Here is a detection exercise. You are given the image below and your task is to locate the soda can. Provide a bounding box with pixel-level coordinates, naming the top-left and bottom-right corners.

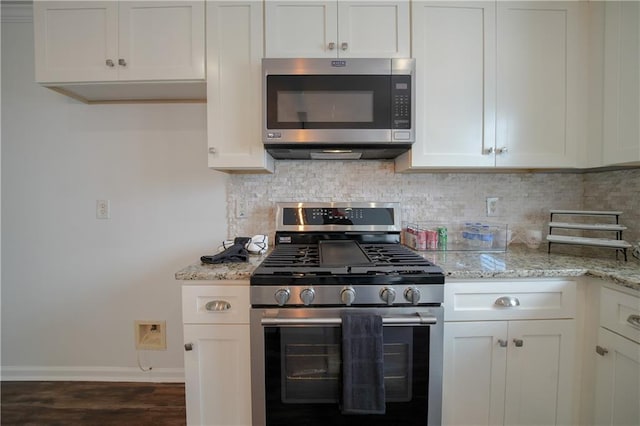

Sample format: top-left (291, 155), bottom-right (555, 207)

top-left (417, 228), bottom-right (427, 250)
top-left (426, 229), bottom-right (439, 249)
top-left (437, 227), bottom-right (448, 249)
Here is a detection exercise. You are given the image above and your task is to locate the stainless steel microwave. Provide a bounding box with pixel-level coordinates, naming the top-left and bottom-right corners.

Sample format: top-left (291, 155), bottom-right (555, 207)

top-left (262, 58), bottom-right (415, 160)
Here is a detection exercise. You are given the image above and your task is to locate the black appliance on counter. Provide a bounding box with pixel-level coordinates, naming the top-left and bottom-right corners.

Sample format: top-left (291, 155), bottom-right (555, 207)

top-left (249, 202), bottom-right (445, 426)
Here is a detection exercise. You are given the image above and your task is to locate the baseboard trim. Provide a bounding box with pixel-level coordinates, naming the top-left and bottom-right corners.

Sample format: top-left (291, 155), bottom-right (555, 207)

top-left (1, 366), bottom-right (185, 383)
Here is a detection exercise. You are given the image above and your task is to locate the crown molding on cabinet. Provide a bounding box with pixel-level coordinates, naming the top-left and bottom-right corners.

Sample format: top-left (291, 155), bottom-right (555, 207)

top-left (2, 1), bottom-right (33, 23)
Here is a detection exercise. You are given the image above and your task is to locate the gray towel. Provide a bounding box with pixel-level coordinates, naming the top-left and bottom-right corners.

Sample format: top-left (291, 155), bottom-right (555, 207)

top-left (341, 312), bottom-right (385, 415)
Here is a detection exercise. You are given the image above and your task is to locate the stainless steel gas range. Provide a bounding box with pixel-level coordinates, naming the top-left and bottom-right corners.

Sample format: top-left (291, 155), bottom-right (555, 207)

top-left (250, 202), bottom-right (444, 426)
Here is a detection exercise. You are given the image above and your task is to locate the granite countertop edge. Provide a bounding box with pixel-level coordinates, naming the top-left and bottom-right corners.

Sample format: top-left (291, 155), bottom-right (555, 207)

top-left (175, 246), bottom-right (640, 292)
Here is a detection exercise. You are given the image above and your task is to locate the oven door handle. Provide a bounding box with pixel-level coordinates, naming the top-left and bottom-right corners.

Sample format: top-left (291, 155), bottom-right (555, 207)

top-left (261, 313), bottom-right (437, 327)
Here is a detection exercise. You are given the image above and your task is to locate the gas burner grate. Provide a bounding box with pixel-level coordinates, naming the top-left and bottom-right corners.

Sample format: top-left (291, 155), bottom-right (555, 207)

top-left (260, 245), bottom-right (320, 268)
top-left (360, 244), bottom-right (433, 266)
top-left (256, 243), bottom-right (436, 275)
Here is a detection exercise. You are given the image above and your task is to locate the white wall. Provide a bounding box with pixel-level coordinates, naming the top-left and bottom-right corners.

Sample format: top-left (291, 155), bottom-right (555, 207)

top-left (1, 13), bottom-right (227, 381)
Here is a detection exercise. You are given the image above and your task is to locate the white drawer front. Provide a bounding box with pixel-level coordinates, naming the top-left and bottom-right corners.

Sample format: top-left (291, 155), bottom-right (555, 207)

top-left (182, 284), bottom-right (250, 325)
top-left (445, 280), bottom-right (577, 321)
top-left (600, 286), bottom-right (640, 344)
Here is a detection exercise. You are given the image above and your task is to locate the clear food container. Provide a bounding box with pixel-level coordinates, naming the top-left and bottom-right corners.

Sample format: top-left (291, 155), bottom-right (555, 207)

top-left (402, 222), bottom-right (508, 252)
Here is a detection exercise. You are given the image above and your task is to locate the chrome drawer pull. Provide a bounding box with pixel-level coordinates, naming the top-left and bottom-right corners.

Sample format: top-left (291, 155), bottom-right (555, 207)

top-left (205, 300), bottom-right (231, 312)
top-left (513, 338), bottom-right (524, 347)
top-left (498, 339), bottom-right (508, 347)
top-left (627, 314), bottom-right (640, 329)
top-left (494, 296), bottom-right (520, 307)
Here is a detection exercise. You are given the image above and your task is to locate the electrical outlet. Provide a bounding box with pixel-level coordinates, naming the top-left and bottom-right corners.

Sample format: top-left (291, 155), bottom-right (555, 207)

top-left (236, 199), bottom-right (247, 219)
top-left (486, 197), bottom-right (499, 217)
top-left (96, 199), bottom-right (110, 219)
top-left (135, 320), bottom-right (166, 350)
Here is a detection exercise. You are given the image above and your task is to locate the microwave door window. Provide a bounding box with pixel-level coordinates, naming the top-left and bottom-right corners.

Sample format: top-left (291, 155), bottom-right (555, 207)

top-left (266, 75), bottom-right (391, 129)
top-left (277, 92), bottom-right (374, 126)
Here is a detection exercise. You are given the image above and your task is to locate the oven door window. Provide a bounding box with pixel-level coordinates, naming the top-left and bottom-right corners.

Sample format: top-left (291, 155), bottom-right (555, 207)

top-left (266, 75), bottom-right (391, 129)
top-left (264, 325), bottom-right (430, 426)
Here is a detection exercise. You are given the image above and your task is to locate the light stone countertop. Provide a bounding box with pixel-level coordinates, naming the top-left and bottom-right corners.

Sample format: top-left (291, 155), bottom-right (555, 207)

top-left (175, 245), bottom-right (640, 292)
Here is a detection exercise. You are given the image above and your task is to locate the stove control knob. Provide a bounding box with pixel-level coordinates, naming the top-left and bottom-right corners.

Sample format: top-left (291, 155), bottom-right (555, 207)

top-left (274, 288), bottom-right (290, 306)
top-left (380, 287), bottom-right (396, 305)
top-left (341, 287), bottom-right (356, 306)
top-left (404, 287), bottom-right (421, 305)
top-left (300, 288), bottom-right (316, 306)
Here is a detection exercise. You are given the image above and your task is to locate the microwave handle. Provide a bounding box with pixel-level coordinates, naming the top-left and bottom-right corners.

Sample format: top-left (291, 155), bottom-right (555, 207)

top-left (261, 312), bottom-right (436, 327)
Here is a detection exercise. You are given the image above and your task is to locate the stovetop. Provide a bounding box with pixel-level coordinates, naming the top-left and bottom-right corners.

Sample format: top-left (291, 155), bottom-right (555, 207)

top-left (250, 202), bottom-right (445, 288)
top-left (254, 242), bottom-right (441, 274)
top-left (251, 241), bottom-right (444, 286)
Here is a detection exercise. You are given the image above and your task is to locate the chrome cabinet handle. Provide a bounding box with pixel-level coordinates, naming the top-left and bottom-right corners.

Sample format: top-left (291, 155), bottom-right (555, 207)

top-left (483, 147), bottom-right (494, 155)
top-left (627, 314), bottom-right (640, 329)
top-left (596, 345), bottom-right (608, 356)
top-left (328, 42), bottom-right (336, 50)
top-left (495, 296), bottom-right (520, 307)
top-left (205, 300), bottom-right (231, 312)
top-left (513, 338), bottom-right (524, 347)
top-left (341, 42), bottom-right (348, 51)
top-left (498, 339), bottom-right (508, 347)
top-left (208, 147), bottom-right (217, 154)
top-left (496, 147), bottom-right (508, 154)
top-left (184, 343), bottom-right (193, 351)
top-left (105, 59), bottom-right (115, 67)
top-left (118, 58), bottom-right (127, 66)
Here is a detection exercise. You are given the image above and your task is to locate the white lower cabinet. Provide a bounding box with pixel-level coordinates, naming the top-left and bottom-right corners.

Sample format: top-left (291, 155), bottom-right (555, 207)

top-left (443, 280), bottom-right (577, 426)
top-left (594, 286), bottom-right (640, 426)
top-left (182, 283), bottom-right (251, 426)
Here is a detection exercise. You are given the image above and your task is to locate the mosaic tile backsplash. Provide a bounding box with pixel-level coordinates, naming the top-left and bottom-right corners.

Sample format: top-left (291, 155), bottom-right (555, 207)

top-left (227, 162), bottom-right (640, 254)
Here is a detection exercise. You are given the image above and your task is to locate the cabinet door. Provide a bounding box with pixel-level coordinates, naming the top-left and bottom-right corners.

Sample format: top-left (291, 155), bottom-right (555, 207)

top-left (398, 1), bottom-right (495, 170)
top-left (265, 1), bottom-right (338, 57)
top-left (504, 320), bottom-right (575, 426)
top-left (206, 1), bottom-right (274, 172)
top-left (337, 1), bottom-right (409, 58)
top-left (602, 1), bottom-right (640, 166)
top-left (496, 1), bottom-right (585, 168)
top-left (443, 321), bottom-right (508, 426)
top-left (594, 328), bottom-right (640, 426)
top-left (183, 324), bottom-right (251, 426)
top-left (34, 1), bottom-right (118, 82)
top-left (118, 1), bottom-right (205, 81)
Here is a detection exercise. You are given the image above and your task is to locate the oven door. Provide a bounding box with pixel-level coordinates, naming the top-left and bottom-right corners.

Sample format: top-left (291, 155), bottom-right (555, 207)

top-left (250, 306), bottom-right (443, 426)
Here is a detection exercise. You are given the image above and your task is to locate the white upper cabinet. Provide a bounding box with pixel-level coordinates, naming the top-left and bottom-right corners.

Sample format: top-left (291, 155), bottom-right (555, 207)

top-left (398, 1), bottom-right (588, 171)
top-left (264, 1), bottom-right (410, 58)
top-left (34, 1), bottom-right (119, 83)
top-left (206, 1), bottom-right (274, 172)
top-left (33, 1), bottom-right (205, 102)
top-left (602, 1), bottom-right (640, 166)
top-left (117, 2), bottom-right (205, 81)
top-left (396, 1), bottom-right (496, 170)
top-left (495, 1), bottom-right (586, 168)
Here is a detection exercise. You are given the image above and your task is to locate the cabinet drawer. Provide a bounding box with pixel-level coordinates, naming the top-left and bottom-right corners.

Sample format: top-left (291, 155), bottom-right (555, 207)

top-left (182, 284), bottom-right (250, 325)
top-left (445, 279), bottom-right (577, 321)
top-left (600, 286), bottom-right (640, 344)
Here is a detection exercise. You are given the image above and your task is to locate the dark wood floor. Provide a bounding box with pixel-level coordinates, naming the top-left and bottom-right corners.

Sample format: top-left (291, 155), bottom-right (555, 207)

top-left (1, 381), bottom-right (186, 426)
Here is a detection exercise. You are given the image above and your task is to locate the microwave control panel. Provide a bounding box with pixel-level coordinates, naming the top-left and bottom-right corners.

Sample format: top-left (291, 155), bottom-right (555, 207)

top-left (391, 75), bottom-right (412, 129)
